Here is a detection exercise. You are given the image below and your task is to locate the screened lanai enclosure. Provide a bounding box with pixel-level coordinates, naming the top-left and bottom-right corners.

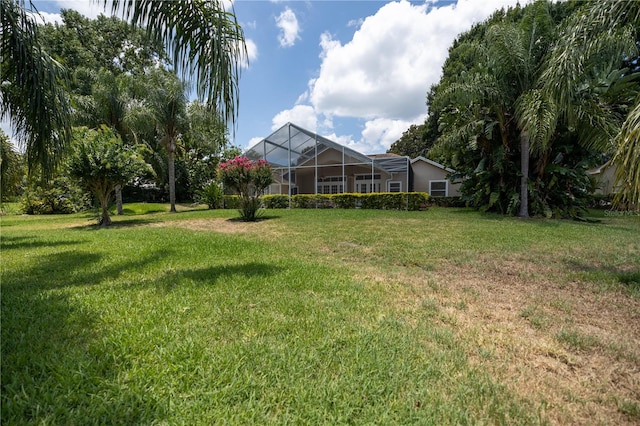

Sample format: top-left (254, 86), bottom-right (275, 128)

top-left (244, 123), bottom-right (411, 196)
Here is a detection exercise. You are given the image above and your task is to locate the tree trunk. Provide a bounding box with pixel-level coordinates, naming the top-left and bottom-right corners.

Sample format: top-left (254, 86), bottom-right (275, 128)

top-left (519, 134), bottom-right (530, 218)
top-left (115, 184), bottom-right (123, 215)
top-left (168, 142), bottom-right (176, 213)
top-left (98, 192), bottom-right (112, 226)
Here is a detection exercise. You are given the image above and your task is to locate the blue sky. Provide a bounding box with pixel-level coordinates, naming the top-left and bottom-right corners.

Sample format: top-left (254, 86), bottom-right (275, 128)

top-left (4, 0), bottom-right (528, 154)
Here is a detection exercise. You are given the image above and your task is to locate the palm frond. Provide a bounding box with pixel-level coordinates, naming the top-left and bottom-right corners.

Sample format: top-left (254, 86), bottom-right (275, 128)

top-left (515, 89), bottom-right (557, 156)
top-left (1, 0), bottom-right (72, 177)
top-left (612, 99), bottom-right (640, 211)
top-left (432, 73), bottom-right (500, 112)
top-left (573, 95), bottom-right (621, 153)
top-left (542, 6), bottom-right (638, 127)
top-left (109, 0), bottom-right (246, 128)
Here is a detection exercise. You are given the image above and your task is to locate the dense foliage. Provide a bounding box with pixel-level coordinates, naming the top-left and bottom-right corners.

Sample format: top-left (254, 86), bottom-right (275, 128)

top-left (218, 156), bottom-right (273, 221)
top-left (288, 192), bottom-right (429, 211)
top-left (1, 0), bottom-right (72, 178)
top-left (2, 0), bottom-right (245, 202)
top-left (67, 127), bottom-right (150, 225)
top-left (0, 131), bottom-right (23, 201)
top-left (399, 0), bottom-right (639, 217)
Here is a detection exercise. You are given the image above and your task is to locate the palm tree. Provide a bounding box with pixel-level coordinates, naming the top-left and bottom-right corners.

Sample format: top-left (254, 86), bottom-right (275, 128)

top-left (110, 0), bottom-right (246, 127)
top-left (76, 69), bottom-right (137, 214)
top-left (146, 70), bottom-right (187, 213)
top-left (434, 0), bottom-right (639, 216)
top-left (434, 1), bottom-right (555, 217)
top-left (541, 0), bottom-right (640, 211)
top-left (2, 0), bottom-right (246, 177)
top-left (1, 0), bottom-right (72, 178)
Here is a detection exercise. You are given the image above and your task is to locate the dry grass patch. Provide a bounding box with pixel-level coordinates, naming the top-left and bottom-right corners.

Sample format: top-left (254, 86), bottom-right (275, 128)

top-left (370, 251), bottom-right (640, 425)
top-left (150, 217), bottom-right (285, 239)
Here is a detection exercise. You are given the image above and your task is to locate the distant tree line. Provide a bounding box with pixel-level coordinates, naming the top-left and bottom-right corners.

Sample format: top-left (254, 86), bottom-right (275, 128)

top-left (1, 1), bottom-right (246, 217)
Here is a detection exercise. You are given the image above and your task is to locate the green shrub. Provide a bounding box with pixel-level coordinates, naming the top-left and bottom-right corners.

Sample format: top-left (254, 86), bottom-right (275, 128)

top-left (332, 193), bottom-right (359, 209)
top-left (263, 194), bottom-right (290, 209)
top-left (21, 177), bottom-right (91, 215)
top-left (428, 196), bottom-right (465, 208)
top-left (222, 195), bottom-right (241, 209)
top-left (292, 194), bottom-right (334, 209)
top-left (197, 181), bottom-right (224, 209)
top-left (360, 193), bottom-right (404, 210)
top-left (406, 192), bottom-right (430, 210)
top-left (288, 192), bottom-right (429, 211)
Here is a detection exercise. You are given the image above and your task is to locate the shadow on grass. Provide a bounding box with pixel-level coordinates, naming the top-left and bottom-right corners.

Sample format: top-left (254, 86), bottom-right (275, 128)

top-left (226, 214), bottom-right (281, 223)
top-left (1, 248), bottom-right (173, 423)
top-left (565, 259), bottom-right (640, 295)
top-left (121, 206), bottom-right (166, 215)
top-left (157, 262), bottom-right (282, 291)
top-left (0, 235), bottom-right (83, 251)
top-left (3, 248), bottom-right (173, 292)
top-left (68, 217), bottom-right (159, 229)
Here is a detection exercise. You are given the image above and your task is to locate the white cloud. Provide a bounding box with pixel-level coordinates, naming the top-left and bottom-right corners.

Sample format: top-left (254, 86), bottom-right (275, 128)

top-left (304, 0), bottom-right (525, 152)
top-left (275, 7), bottom-right (300, 48)
top-left (311, 0), bottom-right (523, 121)
top-left (361, 117), bottom-right (416, 152)
top-left (49, 1), bottom-right (109, 20)
top-left (271, 105), bottom-right (317, 132)
top-left (347, 18), bottom-right (364, 28)
top-left (29, 10), bottom-right (64, 25)
top-left (245, 136), bottom-right (264, 150)
top-left (241, 39), bottom-right (258, 68)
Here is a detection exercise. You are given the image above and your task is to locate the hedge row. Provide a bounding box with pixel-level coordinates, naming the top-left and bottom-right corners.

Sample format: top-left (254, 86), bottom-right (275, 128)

top-left (261, 192), bottom-right (430, 211)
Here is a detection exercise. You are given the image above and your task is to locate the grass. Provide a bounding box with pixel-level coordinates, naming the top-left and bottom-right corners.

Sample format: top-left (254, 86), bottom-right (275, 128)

top-left (2, 206), bottom-right (639, 424)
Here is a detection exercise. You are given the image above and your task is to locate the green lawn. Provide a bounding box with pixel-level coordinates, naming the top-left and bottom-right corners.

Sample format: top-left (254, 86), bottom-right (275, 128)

top-left (2, 206), bottom-right (639, 424)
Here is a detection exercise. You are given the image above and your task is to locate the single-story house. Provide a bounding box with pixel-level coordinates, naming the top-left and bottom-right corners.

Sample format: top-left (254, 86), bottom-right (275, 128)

top-left (244, 122), bottom-right (461, 197)
top-left (587, 162), bottom-right (618, 195)
top-left (411, 156), bottom-right (462, 197)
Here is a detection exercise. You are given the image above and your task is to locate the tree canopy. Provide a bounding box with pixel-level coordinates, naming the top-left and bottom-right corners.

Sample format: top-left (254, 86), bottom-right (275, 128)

top-left (67, 126), bottom-right (150, 225)
top-left (1, 0), bottom-right (246, 180)
top-left (421, 0), bottom-right (639, 216)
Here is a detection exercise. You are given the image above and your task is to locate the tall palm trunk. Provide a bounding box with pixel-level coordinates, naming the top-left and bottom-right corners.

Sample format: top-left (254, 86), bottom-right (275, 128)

top-left (519, 134), bottom-right (530, 218)
top-left (167, 138), bottom-right (177, 213)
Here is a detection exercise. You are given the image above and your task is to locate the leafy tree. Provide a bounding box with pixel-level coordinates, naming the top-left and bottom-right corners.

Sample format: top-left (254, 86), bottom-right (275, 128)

top-left (68, 126), bottom-right (150, 226)
top-left (0, 130), bottom-right (24, 202)
top-left (2, 0), bottom-right (246, 180)
top-left (77, 69), bottom-right (139, 214)
top-left (39, 9), bottom-right (167, 79)
top-left (144, 70), bottom-right (188, 213)
top-left (183, 101), bottom-right (230, 200)
top-left (434, 1), bottom-right (557, 217)
top-left (541, 0), bottom-right (640, 211)
top-left (388, 124), bottom-right (433, 158)
top-left (110, 0), bottom-right (247, 127)
top-left (218, 156), bottom-right (273, 221)
top-left (430, 0), bottom-right (638, 217)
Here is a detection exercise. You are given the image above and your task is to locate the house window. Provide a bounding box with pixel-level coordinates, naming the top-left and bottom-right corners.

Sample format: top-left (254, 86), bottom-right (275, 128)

top-left (317, 176), bottom-right (344, 194)
top-left (356, 174), bottom-right (381, 193)
top-left (429, 180), bottom-right (447, 197)
top-left (388, 181), bottom-right (402, 192)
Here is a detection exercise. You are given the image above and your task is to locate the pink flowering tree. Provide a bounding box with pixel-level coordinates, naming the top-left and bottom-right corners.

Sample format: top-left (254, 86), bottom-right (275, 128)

top-left (218, 156), bottom-right (273, 221)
